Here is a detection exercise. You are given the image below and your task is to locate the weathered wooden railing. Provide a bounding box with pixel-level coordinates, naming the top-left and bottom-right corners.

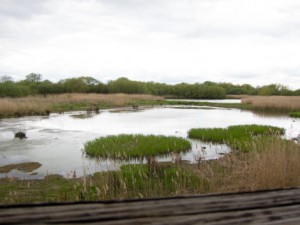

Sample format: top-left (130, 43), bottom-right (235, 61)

top-left (0, 188), bottom-right (299, 224)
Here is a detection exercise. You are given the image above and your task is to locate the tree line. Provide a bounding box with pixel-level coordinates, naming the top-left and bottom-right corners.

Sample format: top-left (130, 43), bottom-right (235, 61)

top-left (0, 73), bottom-right (299, 98)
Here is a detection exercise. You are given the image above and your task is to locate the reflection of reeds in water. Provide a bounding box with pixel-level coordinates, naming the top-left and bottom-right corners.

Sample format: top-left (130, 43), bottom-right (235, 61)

top-left (241, 96), bottom-right (300, 111)
top-left (0, 94), bottom-right (163, 117)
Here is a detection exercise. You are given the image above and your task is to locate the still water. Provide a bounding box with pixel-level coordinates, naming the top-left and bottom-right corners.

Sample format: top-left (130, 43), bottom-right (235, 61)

top-left (166, 99), bottom-right (241, 103)
top-left (0, 105), bottom-right (299, 179)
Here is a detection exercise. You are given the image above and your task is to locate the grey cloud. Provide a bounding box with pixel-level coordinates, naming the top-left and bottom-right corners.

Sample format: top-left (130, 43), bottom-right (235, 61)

top-left (0, 0), bottom-right (51, 20)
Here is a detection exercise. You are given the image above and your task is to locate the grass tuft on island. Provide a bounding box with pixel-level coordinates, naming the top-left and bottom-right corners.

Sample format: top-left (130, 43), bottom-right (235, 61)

top-left (188, 125), bottom-right (284, 152)
top-left (289, 111), bottom-right (300, 118)
top-left (84, 134), bottom-right (191, 159)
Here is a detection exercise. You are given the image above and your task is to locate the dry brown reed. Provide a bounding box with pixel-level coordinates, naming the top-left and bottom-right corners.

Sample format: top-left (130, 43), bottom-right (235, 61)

top-left (199, 137), bottom-right (300, 193)
top-left (241, 96), bottom-right (300, 111)
top-left (0, 94), bottom-right (163, 117)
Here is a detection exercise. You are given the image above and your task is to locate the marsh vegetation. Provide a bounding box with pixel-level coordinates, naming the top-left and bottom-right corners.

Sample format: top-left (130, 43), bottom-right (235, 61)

top-left (0, 135), bottom-right (299, 204)
top-left (188, 125), bottom-right (285, 152)
top-left (241, 96), bottom-right (300, 112)
top-left (0, 93), bottom-right (163, 118)
top-left (0, 94), bottom-right (299, 204)
top-left (290, 111), bottom-right (300, 118)
top-left (84, 134), bottom-right (191, 159)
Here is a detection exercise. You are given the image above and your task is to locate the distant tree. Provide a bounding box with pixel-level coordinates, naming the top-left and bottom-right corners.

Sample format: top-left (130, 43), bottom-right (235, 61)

top-left (257, 84), bottom-right (292, 96)
top-left (36, 80), bottom-right (55, 95)
top-left (108, 77), bottom-right (148, 94)
top-left (61, 77), bottom-right (89, 93)
top-left (294, 89), bottom-right (300, 96)
top-left (0, 75), bottom-right (13, 83)
top-left (25, 73), bottom-right (42, 83)
top-left (79, 76), bottom-right (99, 85)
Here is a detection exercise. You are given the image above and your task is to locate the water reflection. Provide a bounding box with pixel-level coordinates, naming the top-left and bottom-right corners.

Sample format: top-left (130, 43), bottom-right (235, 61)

top-left (0, 106), bottom-right (299, 179)
top-left (166, 99), bottom-right (241, 104)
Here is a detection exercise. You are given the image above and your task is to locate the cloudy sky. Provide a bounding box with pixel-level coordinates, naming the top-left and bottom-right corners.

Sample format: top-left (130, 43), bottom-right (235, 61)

top-left (1, 0), bottom-right (300, 89)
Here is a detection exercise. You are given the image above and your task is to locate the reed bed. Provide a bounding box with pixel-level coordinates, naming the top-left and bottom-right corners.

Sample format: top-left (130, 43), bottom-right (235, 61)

top-left (199, 137), bottom-right (300, 193)
top-left (0, 164), bottom-right (209, 203)
top-left (0, 94), bottom-right (163, 117)
top-left (84, 134), bottom-right (191, 158)
top-left (0, 136), bottom-right (299, 204)
top-left (241, 96), bottom-right (300, 111)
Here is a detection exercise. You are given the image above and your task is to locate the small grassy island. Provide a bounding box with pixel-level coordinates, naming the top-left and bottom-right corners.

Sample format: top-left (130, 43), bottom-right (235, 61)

top-left (84, 134), bottom-right (191, 159)
top-left (289, 111), bottom-right (300, 118)
top-left (188, 125), bottom-right (285, 152)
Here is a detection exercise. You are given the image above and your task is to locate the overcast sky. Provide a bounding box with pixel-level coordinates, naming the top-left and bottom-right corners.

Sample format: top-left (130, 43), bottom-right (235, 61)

top-left (1, 0), bottom-right (300, 89)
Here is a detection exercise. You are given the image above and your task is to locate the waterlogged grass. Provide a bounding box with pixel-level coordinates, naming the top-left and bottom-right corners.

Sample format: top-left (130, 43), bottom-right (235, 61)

top-left (84, 134), bottom-right (191, 158)
top-left (188, 125), bottom-right (285, 152)
top-left (290, 111), bottom-right (300, 118)
top-left (0, 164), bottom-right (210, 204)
top-left (1, 137), bottom-right (299, 204)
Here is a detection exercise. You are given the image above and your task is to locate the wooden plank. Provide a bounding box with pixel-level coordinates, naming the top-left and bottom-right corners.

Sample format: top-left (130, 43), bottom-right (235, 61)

top-left (0, 188), bottom-right (299, 225)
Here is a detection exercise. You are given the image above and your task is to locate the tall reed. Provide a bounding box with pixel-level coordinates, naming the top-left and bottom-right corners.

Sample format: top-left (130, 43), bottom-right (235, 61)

top-left (241, 96), bottom-right (300, 111)
top-left (0, 94), bottom-right (163, 117)
top-left (199, 137), bottom-right (300, 193)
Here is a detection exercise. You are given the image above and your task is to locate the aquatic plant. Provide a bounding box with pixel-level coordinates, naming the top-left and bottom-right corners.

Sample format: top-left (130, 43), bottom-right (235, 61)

top-left (84, 134), bottom-right (191, 158)
top-left (1, 137), bottom-right (299, 204)
top-left (289, 111), bottom-right (300, 118)
top-left (188, 125), bottom-right (285, 152)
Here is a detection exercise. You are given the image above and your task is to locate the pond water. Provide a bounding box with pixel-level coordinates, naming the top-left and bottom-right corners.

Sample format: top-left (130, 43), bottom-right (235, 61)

top-left (166, 99), bottom-right (241, 103)
top-left (0, 105), bottom-right (299, 179)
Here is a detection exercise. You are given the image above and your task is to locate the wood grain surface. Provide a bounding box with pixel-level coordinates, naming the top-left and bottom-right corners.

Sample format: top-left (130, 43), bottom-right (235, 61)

top-left (0, 188), bottom-right (299, 224)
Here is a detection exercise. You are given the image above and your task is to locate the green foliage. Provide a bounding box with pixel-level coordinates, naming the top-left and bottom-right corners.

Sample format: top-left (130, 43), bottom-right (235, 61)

top-left (25, 73), bottom-right (42, 83)
top-left (0, 75), bottom-right (13, 83)
top-left (108, 77), bottom-right (148, 94)
top-left (118, 164), bottom-right (210, 197)
top-left (0, 82), bottom-right (32, 97)
top-left (257, 84), bottom-right (293, 96)
top-left (0, 164), bottom-right (210, 203)
top-left (84, 134), bottom-right (191, 158)
top-left (189, 128), bottom-right (227, 143)
top-left (219, 82), bottom-right (257, 95)
top-left (188, 125), bottom-right (285, 152)
top-left (0, 74), bottom-right (298, 97)
top-left (289, 111), bottom-right (300, 118)
top-left (173, 83), bottom-right (226, 99)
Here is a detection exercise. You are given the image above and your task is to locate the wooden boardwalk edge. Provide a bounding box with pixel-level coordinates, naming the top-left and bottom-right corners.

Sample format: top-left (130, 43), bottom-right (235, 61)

top-left (0, 188), bottom-right (299, 224)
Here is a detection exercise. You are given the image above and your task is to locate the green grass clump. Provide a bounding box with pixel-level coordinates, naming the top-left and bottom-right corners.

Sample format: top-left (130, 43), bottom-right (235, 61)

top-left (84, 134), bottom-right (191, 159)
top-left (117, 164), bottom-right (210, 197)
top-left (188, 125), bottom-right (285, 152)
top-left (0, 164), bottom-right (210, 204)
top-left (88, 164), bottom-right (210, 199)
top-left (289, 111), bottom-right (300, 118)
top-left (189, 128), bottom-right (226, 143)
